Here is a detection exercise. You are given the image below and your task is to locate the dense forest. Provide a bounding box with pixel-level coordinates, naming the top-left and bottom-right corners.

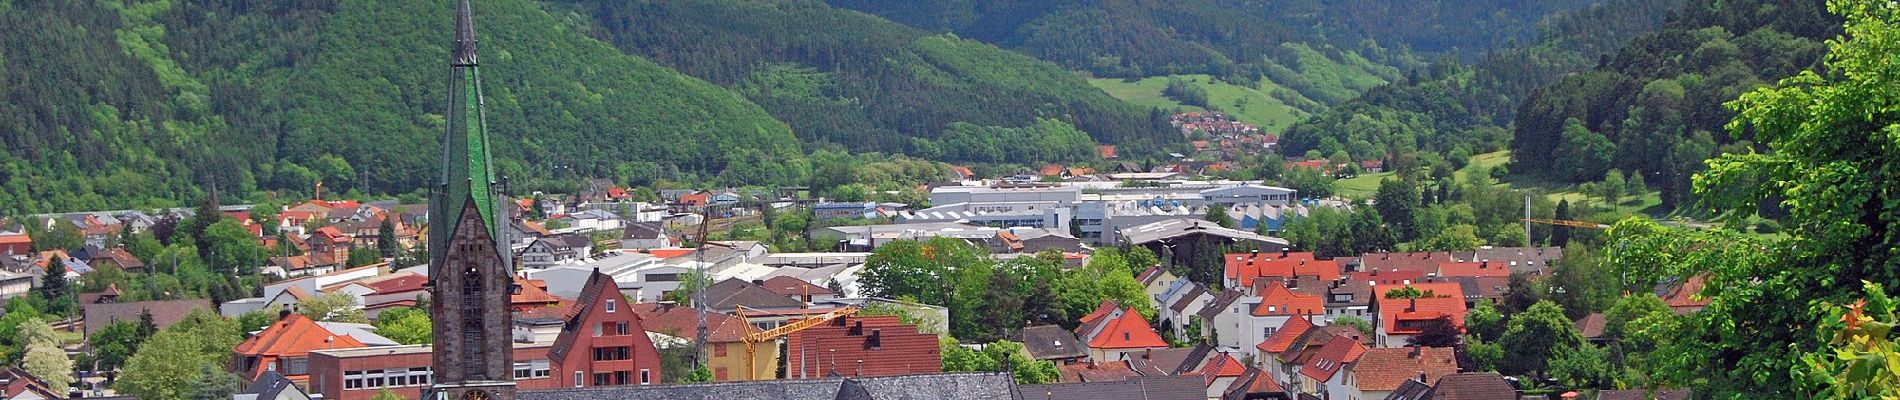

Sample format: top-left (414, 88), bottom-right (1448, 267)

top-left (0, 0), bottom-right (802, 214)
top-left (1276, 0), bottom-right (1682, 165)
top-left (1509, 0), bottom-right (1839, 209)
top-left (824, 0), bottom-right (1611, 107)
top-left (562, 0), bottom-right (1175, 160)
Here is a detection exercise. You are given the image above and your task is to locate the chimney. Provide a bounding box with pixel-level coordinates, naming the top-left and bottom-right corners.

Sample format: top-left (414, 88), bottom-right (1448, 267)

top-left (1281, 248), bottom-right (1290, 258)
top-left (1481, 261), bottom-right (1489, 270)
top-left (1407, 298), bottom-right (1417, 312)
top-left (1144, 348), bottom-right (1154, 360)
top-left (850, 320), bottom-right (864, 335)
top-left (1409, 344), bottom-right (1421, 359)
top-left (278, 307), bottom-right (292, 320)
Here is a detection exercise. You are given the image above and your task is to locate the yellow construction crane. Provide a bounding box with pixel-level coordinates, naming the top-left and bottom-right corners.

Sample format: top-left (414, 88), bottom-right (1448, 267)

top-left (1525, 218), bottom-right (1611, 229)
top-left (734, 305), bottom-right (861, 380)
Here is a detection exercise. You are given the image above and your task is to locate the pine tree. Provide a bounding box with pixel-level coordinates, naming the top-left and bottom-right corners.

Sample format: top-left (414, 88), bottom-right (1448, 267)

top-left (1552, 199), bottom-right (1572, 247)
top-left (376, 218), bottom-right (397, 257)
top-left (38, 261), bottom-right (70, 316)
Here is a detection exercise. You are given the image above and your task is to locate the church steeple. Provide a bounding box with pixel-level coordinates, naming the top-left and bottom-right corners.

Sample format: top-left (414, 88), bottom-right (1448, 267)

top-left (429, 1), bottom-right (516, 399)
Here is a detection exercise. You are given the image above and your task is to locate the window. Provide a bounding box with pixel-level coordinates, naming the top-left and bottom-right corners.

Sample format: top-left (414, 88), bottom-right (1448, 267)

top-left (714, 343), bottom-right (727, 357)
top-left (606, 299), bottom-right (616, 313)
top-left (574, 371), bottom-right (583, 387)
top-left (640, 369), bottom-right (651, 385)
top-left (617, 322), bottom-right (630, 336)
top-left (344, 371), bottom-right (365, 390)
top-left (285, 358), bottom-right (308, 375)
top-left (594, 346), bottom-right (631, 361)
top-left (593, 323), bottom-right (602, 337)
top-left (593, 372), bottom-right (612, 386)
top-left (614, 371), bottom-right (631, 385)
top-left (410, 367), bottom-right (431, 385)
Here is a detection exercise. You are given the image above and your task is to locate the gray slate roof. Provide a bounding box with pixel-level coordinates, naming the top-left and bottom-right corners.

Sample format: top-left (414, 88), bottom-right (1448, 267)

top-left (1017, 375), bottom-right (1203, 400)
top-left (1011, 325), bottom-right (1088, 361)
top-left (518, 373), bottom-right (1018, 400)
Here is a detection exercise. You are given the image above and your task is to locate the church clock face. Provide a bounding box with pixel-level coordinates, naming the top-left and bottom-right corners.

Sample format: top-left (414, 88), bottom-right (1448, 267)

top-left (462, 390), bottom-right (491, 400)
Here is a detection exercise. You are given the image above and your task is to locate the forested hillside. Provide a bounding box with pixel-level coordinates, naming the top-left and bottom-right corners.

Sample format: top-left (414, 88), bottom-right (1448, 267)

top-left (825, 0), bottom-right (1608, 107)
top-left (562, 0), bottom-right (1175, 161)
top-left (1509, 0), bottom-right (1839, 209)
top-left (1277, 0), bottom-right (1682, 162)
top-left (0, 0), bottom-right (801, 215)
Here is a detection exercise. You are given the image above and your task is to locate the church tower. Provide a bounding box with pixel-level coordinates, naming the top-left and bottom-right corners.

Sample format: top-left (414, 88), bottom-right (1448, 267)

top-left (428, 0), bottom-right (515, 399)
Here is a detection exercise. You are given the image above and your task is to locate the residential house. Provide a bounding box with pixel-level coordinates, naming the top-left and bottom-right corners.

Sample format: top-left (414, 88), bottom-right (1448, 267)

top-left (236, 370), bottom-right (315, 400)
top-left (511, 275), bottom-right (566, 311)
top-left (1157, 280), bottom-right (1212, 340)
top-left (1296, 336), bottom-right (1366, 400)
top-left (1010, 325), bottom-right (1088, 365)
top-left (1373, 287), bottom-right (1467, 348)
top-left (1658, 275), bottom-right (1709, 314)
top-left (784, 315), bottom-right (942, 379)
top-left (703, 278), bottom-right (806, 313)
top-left (1241, 282), bottom-right (1326, 360)
top-left (306, 226), bottom-right (353, 262)
top-left (619, 222), bottom-right (669, 250)
top-left (1576, 313), bottom-right (1610, 344)
top-left (1461, 246), bottom-right (1562, 276)
top-left (1219, 367), bottom-right (1291, 400)
top-left (0, 367), bottom-right (64, 400)
top-left (1351, 346), bottom-right (1458, 399)
top-left (1137, 266), bottom-right (1178, 309)
top-left (1074, 302), bottom-right (1169, 362)
top-left (1192, 352), bottom-right (1249, 399)
top-left (229, 313), bottom-right (393, 387)
top-left (0, 230), bottom-right (29, 256)
top-left (757, 276), bottom-right (837, 304)
top-left (72, 246), bottom-right (146, 273)
top-left (629, 302), bottom-right (776, 381)
top-left (264, 253), bottom-right (345, 278)
top-left (1418, 373), bottom-right (1519, 400)
top-left (545, 270), bottom-right (665, 388)
top-left (520, 233), bottom-right (595, 269)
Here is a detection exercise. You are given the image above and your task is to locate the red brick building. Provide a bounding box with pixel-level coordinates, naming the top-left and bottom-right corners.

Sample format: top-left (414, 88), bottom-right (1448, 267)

top-left (784, 315), bottom-right (941, 379)
top-left (545, 270), bottom-right (663, 387)
top-left (306, 270), bottom-right (659, 400)
top-left (308, 343), bottom-right (553, 400)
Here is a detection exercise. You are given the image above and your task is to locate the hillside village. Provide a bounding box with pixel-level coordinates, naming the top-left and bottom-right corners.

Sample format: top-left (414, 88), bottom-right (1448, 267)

top-left (0, 161), bottom-right (1704, 399)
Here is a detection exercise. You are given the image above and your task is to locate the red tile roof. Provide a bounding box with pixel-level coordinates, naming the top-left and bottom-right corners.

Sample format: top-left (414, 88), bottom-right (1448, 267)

top-left (362, 272), bottom-right (428, 295)
top-left (1056, 360), bottom-right (1143, 383)
top-left (948, 166), bottom-right (976, 179)
top-left (1348, 269), bottom-right (1428, 286)
top-left (1437, 261), bottom-right (1510, 278)
top-left (511, 275), bottom-right (565, 308)
top-left (785, 315), bottom-right (942, 378)
top-left (1098, 145), bottom-right (1118, 159)
top-left (1256, 316), bottom-right (1315, 354)
top-left (1040, 164), bottom-right (1065, 177)
top-left (1359, 252), bottom-right (1457, 274)
top-left (644, 248), bottom-right (695, 259)
top-left (1661, 275), bottom-right (1709, 311)
top-left (1223, 252), bottom-right (1316, 288)
top-left (1299, 335), bottom-right (1366, 382)
top-left (1075, 300), bottom-right (1120, 335)
top-left (1353, 346), bottom-right (1459, 392)
top-left (1381, 282), bottom-right (1465, 301)
top-left (1379, 296), bottom-right (1468, 335)
top-left (231, 314), bottom-right (370, 379)
top-left (1251, 282), bottom-right (1324, 317)
top-left (1086, 308), bottom-right (1168, 350)
top-left (1193, 352), bottom-right (1247, 386)
top-left (629, 302), bottom-right (758, 343)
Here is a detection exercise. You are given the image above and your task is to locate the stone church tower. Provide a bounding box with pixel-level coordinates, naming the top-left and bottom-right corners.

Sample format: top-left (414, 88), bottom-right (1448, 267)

top-left (428, 0), bottom-right (515, 399)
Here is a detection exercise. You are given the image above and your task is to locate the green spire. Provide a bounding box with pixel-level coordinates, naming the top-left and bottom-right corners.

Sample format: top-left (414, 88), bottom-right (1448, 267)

top-left (431, 0), bottom-right (503, 259)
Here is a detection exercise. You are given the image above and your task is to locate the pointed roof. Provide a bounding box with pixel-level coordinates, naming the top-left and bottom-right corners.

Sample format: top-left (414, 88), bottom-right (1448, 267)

top-left (1251, 282), bottom-right (1324, 317)
top-left (1298, 335), bottom-right (1366, 382)
top-left (232, 314), bottom-right (371, 378)
top-left (1084, 308), bottom-right (1167, 350)
top-left (1256, 315), bottom-right (1315, 354)
top-left (430, 0), bottom-right (505, 270)
top-left (1353, 346), bottom-right (1458, 392)
top-left (452, 0), bottom-right (478, 66)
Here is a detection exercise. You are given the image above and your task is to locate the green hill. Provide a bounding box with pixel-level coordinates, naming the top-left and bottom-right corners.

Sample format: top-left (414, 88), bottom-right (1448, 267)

top-left (1088, 74), bottom-right (1308, 130)
top-left (560, 0), bottom-right (1176, 161)
top-left (823, 0), bottom-right (1613, 106)
top-left (0, 0), bottom-right (801, 214)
